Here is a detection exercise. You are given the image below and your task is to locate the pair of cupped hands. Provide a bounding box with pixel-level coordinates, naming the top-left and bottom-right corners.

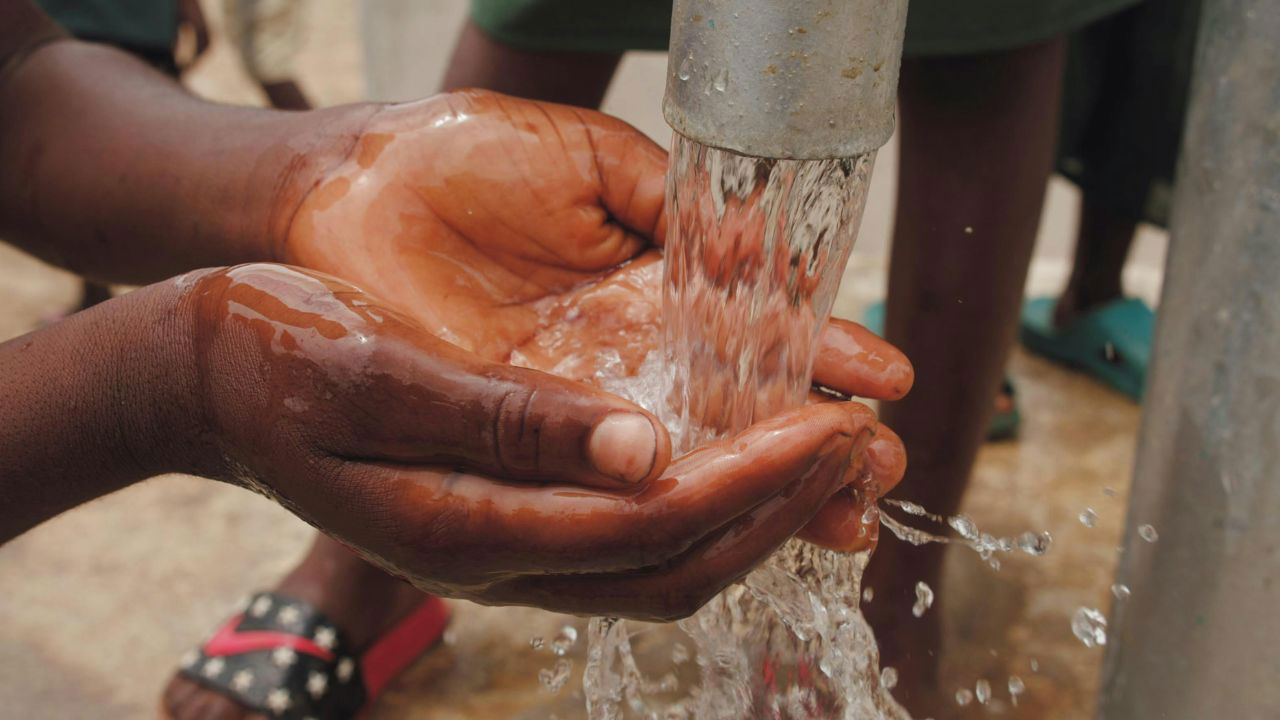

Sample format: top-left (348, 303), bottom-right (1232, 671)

top-left (191, 90), bottom-right (912, 621)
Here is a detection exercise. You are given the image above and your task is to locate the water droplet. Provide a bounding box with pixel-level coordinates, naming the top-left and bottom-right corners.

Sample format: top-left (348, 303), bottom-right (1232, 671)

top-left (948, 514), bottom-right (978, 540)
top-left (1017, 531), bottom-right (1053, 556)
top-left (551, 625), bottom-right (578, 656)
top-left (677, 55), bottom-right (693, 81)
top-left (1008, 675), bottom-right (1025, 704)
top-left (955, 688), bottom-right (974, 706)
top-left (880, 666), bottom-right (898, 689)
top-left (1111, 583), bottom-right (1131, 600)
top-left (912, 581), bottom-right (934, 618)
top-left (862, 587), bottom-right (875, 603)
top-left (1138, 524), bottom-right (1159, 542)
top-left (539, 658), bottom-right (573, 693)
top-left (1072, 607), bottom-right (1108, 648)
top-left (712, 68), bottom-right (729, 92)
top-left (975, 678), bottom-right (991, 704)
top-left (894, 500), bottom-right (929, 517)
top-left (861, 504), bottom-right (880, 525)
top-left (1103, 486), bottom-right (1118, 497)
top-left (529, 636), bottom-right (544, 650)
top-left (1079, 508), bottom-right (1098, 528)
top-left (671, 642), bottom-right (690, 664)
top-left (964, 226), bottom-right (974, 234)
top-left (1030, 658), bottom-right (1040, 672)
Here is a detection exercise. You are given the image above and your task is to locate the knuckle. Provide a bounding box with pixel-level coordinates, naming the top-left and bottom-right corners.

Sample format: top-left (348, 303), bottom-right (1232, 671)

top-left (492, 384), bottom-right (542, 476)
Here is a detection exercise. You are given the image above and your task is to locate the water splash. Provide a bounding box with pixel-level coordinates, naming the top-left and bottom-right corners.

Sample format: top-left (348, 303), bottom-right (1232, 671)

top-left (975, 679), bottom-right (991, 705)
top-left (1008, 675), bottom-right (1025, 706)
top-left (1071, 607), bottom-right (1108, 648)
top-left (1079, 508), bottom-right (1098, 528)
top-left (581, 133), bottom-right (901, 719)
top-left (552, 626), bottom-right (579, 657)
top-left (1138, 524), bottom-right (1160, 543)
top-left (912, 582), bottom-right (934, 618)
top-left (879, 499), bottom-right (1054, 567)
top-left (541, 658), bottom-right (574, 693)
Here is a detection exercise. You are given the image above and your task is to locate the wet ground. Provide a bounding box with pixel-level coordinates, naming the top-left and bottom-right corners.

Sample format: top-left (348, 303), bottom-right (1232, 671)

top-left (0, 2), bottom-right (1165, 718)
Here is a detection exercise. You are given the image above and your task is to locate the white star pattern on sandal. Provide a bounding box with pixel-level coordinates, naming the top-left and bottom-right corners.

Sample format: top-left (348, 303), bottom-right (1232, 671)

top-left (313, 625), bottom-right (336, 650)
top-left (276, 604), bottom-right (302, 627)
top-left (271, 646), bottom-right (297, 668)
top-left (201, 657), bottom-right (225, 678)
top-left (249, 596), bottom-right (273, 618)
top-left (265, 688), bottom-right (292, 714)
top-left (306, 670), bottom-right (328, 699)
top-left (336, 657), bottom-right (354, 683)
top-left (179, 649), bottom-right (198, 669)
top-left (230, 669), bottom-right (254, 692)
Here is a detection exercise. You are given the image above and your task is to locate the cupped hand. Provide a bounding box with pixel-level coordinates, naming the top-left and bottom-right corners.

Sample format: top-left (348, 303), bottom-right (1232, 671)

top-left (185, 264), bottom-right (886, 619)
top-left (282, 90), bottom-right (912, 553)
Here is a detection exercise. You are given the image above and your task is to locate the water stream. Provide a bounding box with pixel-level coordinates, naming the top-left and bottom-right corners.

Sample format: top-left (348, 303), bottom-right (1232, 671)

top-left (580, 134), bottom-right (902, 719)
top-left (573, 133), bottom-right (1057, 718)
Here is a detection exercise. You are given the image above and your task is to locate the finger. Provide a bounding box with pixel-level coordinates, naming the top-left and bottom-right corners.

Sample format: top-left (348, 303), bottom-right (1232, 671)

top-left (212, 263), bottom-right (676, 491)
top-left (479, 411), bottom-right (874, 620)
top-left (351, 402), bottom-right (876, 586)
top-left (349, 326), bottom-right (674, 490)
top-left (813, 318), bottom-right (914, 401)
top-left (577, 108), bottom-right (669, 245)
top-left (798, 424), bottom-right (907, 552)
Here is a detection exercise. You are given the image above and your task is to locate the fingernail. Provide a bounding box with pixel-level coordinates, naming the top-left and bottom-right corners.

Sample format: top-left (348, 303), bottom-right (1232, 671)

top-left (588, 412), bottom-right (658, 484)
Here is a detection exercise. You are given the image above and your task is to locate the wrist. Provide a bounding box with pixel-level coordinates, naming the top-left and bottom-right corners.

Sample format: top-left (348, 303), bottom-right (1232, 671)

top-left (0, 38), bottom-right (381, 282)
top-left (254, 102), bottom-right (384, 264)
top-left (80, 273), bottom-right (222, 480)
top-left (0, 273), bottom-right (215, 539)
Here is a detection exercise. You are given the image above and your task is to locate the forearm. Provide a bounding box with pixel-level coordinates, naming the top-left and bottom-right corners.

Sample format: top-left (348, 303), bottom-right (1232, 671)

top-left (0, 24), bottom-right (377, 284)
top-left (0, 274), bottom-right (208, 541)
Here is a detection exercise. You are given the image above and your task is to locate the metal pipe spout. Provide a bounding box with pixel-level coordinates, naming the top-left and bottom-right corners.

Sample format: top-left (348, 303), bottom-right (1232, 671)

top-left (663, 0), bottom-right (909, 159)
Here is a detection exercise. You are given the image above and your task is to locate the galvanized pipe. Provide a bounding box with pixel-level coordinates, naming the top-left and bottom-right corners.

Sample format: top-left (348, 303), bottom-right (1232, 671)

top-left (663, 0), bottom-right (909, 159)
top-left (1098, 0), bottom-right (1280, 716)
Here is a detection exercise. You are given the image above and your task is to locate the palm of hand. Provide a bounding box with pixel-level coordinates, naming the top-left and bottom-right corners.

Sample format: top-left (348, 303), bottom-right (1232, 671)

top-left (286, 90), bottom-right (668, 377)
top-left (278, 90), bottom-right (913, 561)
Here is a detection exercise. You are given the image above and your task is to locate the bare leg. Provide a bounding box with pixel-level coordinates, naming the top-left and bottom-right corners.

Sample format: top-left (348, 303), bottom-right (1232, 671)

top-left (863, 38), bottom-right (1067, 715)
top-left (260, 80), bottom-right (311, 111)
top-left (1053, 196), bottom-right (1138, 327)
top-left (441, 20), bottom-right (622, 107)
top-left (77, 280), bottom-right (112, 311)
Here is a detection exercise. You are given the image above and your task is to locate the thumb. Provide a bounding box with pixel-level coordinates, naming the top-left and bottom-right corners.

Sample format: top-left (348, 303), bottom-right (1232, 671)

top-left (350, 332), bottom-right (673, 490)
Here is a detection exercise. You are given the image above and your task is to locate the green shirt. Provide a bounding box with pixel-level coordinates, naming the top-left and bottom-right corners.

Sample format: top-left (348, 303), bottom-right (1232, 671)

top-left (36, 0), bottom-right (177, 52)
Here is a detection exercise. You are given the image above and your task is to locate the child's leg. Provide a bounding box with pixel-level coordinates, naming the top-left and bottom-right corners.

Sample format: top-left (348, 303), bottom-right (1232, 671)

top-left (442, 19), bottom-right (622, 108)
top-left (864, 36), bottom-right (1068, 715)
top-left (1054, 196), bottom-right (1139, 327)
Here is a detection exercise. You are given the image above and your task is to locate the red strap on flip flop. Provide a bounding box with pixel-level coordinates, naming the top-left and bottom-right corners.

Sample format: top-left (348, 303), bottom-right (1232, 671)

top-left (203, 613), bottom-right (336, 661)
top-left (360, 596), bottom-right (451, 699)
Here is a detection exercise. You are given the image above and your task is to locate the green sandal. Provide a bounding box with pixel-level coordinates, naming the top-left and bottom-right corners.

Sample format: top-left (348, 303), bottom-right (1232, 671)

top-left (861, 302), bottom-right (1020, 441)
top-left (1019, 297), bottom-right (1153, 402)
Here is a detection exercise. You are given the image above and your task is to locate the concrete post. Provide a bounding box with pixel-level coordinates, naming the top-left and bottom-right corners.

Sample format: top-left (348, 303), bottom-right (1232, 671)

top-left (1098, 0), bottom-right (1280, 717)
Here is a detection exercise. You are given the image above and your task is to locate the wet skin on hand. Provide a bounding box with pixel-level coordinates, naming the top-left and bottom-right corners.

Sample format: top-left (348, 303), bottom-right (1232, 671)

top-left (194, 91), bottom-right (915, 617)
top-left (185, 263), bottom-right (905, 620)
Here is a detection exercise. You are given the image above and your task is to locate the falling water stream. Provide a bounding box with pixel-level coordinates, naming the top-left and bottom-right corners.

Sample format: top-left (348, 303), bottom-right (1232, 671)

top-left (570, 134), bottom-right (1057, 718)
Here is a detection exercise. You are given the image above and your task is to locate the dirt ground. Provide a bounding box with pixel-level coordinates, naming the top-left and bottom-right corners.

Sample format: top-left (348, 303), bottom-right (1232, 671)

top-left (0, 2), bottom-right (1169, 718)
